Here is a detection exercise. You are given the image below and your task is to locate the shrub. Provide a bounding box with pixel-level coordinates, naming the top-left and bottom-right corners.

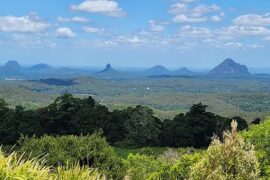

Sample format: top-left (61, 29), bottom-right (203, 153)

top-left (125, 149), bottom-right (201, 180)
top-left (139, 147), bottom-right (154, 156)
top-left (190, 120), bottom-right (260, 179)
top-left (168, 151), bottom-right (201, 179)
top-left (241, 118), bottom-right (270, 177)
top-left (159, 148), bottom-right (179, 165)
top-left (125, 153), bottom-right (166, 180)
top-left (18, 132), bottom-right (126, 179)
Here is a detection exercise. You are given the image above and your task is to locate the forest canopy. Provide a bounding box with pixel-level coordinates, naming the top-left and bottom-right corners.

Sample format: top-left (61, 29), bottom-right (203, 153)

top-left (0, 94), bottom-right (249, 148)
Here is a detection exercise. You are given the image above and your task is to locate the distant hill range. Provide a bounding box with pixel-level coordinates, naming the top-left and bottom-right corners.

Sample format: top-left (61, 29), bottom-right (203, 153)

top-left (143, 65), bottom-right (193, 76)
top-left (0, 59), bottom-right (256, 80)
top-left (144, 65), bottom-right (171, 76)
top-left (29, 63), bottom-right (53, 71)
top-left (173, 67), bottom-right (193, 76)
top-left (209, 58), bottom-right (250, 76)
top-left (0, 60), bottom-right (93, 79)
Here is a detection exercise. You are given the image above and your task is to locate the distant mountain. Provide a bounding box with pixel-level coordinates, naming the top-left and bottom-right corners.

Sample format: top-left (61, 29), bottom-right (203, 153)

top-left (93, 64), bottom-right (132, 79)
top-left (29, 63), bottom-right (57, 74)
top-left (96, 64), bottom-right (116, 74)
top-left (173, 67), bottom-right (193, 75)
top-left (0, 60), bottom-right (23, 76)
top-left (29, 63), bottom-right (53, 71)
top-left (209, 58), bottom-right (250, 76)
top-left (144, 65), bottom-right (171, 76)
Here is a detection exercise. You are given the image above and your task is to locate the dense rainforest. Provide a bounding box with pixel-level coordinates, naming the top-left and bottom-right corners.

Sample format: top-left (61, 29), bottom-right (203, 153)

top-left (0, 94), bottom-right (251, 147)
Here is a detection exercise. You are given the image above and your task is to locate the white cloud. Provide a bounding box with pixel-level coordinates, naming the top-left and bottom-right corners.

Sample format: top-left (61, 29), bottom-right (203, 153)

top-left (116, 35), bottom-right (146, 45)
top-left (191, 4), bottom-right (220, 17)
top-left (104, 40), bottom-right (118, 47)
top-left (149, 20), bottom-right (166, 32)
top-left (247, 44), bottom-right (264, 49)
top-left (179, 25), bottom-right (212, 37)
top-left (170, 2), bottom-right (222, 23)
top-left (56, 27), bottom-right (76, 38)
top-left (0, 15), bottom-right (50, 33)
top-left (11, 34), bottom-right (55, 47)
top-left (224, 42), bottom-right (243, 48)
top-left (126, 36), bottom-right (144, 44)
top-left (58, 17), bottom-right (89, 23)
top-left (169, 3), bottom-right (188, 14)
top-left (218, 25), bottom-right (270, 37)
top-left (83, 26), bottom-right (104, 33)
top-left (223, 42), bottom-right (264, 49)
top-left (234, 13), bottom-right (270, 26)
top-left (72, 17), bottom-right (89, 23)
top-left (70, 0), bottom-right (125, 17)
top-left (57, 16), bottom-right (89, 23)
top-left (211, 15), bottom-right (221, 22)
top-left (173, 14), bottom-right (207, 23)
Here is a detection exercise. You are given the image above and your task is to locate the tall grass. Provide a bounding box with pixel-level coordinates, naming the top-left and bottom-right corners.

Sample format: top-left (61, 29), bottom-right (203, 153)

top-left (0, 148), bottom-right (102, 180)
top-left (55, 164), bottom-right (103, 180)
top-left (0, 150), bottom-right (50, 179)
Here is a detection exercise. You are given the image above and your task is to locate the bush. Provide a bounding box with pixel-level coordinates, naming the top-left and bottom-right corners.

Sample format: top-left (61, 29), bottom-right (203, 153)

top-left (169, 152), bottom-right (201, 179)
top-left (139, 147), bottom-right (154, 156)
top-left (125, 149), bottom-right (201, 180)
top-left (125, 153), bottom-right (166, 180)
top-left (241, 118), bottom-right (270, 177)
top-left (18, 132), bottom-right (126, 179)
top-left (190, 120), bottom-right (260, 179)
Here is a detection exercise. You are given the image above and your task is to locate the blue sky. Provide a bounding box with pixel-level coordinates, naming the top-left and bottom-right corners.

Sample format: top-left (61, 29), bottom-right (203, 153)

top-left (0, 0), bottom-right (270, 69)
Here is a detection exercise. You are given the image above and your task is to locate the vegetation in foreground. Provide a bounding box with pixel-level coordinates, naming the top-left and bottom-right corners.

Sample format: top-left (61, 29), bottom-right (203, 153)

top-left (1, 94), bottom-right (270, 179)
top-left (1, 120), bottom-right (268, 179)
top-left (19, 133), bottom-right (126, 179)
top-left (0, 149), bottom-right (102, 179)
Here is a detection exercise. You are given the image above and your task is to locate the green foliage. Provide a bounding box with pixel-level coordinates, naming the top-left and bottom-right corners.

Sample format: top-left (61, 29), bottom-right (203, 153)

top-left (125, 153), bottom-right (166, 180)
top-left (161, 103), bottom-right (232, 147)
top-left (55, 164), bottom-right (102, 180)
top-left (0, 149), bottom-right (51, 179)
top-left (125, 148), bottom-right (202, 180)
top-left (169, 152), bottom-right (201, 179)
top-left (0, 100), bottom-right (41, 144)
top-left (190, 121), bottom-right (260, 179)
top-left (18, 132), bottom-right (126, 179)
top-left (241, 118), bottom-right (270, 177)
top-left (122, 105), bottom-right (162, 147)
top-left (139, 147), bottom-right (154, 156)
top-left (231, 116), bottom-right (248, 131)
top-left (0, 148), bottom-right (102, 179)
top-left (0, 94), bottom-right (248, 149)
top-left (114, 147), bottom-right (167, 159)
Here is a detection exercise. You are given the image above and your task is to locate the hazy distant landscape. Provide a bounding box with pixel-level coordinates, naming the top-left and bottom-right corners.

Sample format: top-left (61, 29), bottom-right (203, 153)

top-left (0, 59), bottom-right (269, 122)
